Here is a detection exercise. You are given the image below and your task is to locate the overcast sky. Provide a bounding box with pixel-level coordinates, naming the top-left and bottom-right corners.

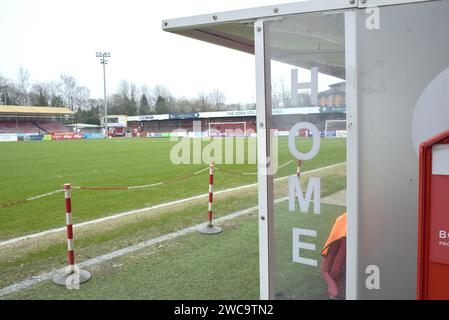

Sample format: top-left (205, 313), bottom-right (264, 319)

top-left (0, 0), bottom-right (338, 104)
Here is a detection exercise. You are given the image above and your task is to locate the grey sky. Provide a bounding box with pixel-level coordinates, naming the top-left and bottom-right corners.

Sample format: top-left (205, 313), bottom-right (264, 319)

top-left (0, 0), bottom-right (338, 104)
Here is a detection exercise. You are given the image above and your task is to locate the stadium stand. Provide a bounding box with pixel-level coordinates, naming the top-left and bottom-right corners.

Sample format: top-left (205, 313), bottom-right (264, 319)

top-left (0, 106), bottom-right (74, 135)
top-left (127, 108), bottom-right (344, 137)
top-left (0, 120), bottom-right (38, 134)
top-left (34, 120), bottom-right (69, 133)
top-left (272, 113), bottom-right (346, 132)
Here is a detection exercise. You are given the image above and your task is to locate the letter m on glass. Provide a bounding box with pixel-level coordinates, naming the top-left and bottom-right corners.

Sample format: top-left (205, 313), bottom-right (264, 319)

top-left (288, 176), bottom-right (321, 214)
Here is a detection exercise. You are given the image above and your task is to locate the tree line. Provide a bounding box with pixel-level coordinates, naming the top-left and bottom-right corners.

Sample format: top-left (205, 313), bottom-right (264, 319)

top-left (0, 67), bottom-right (256, 125)
top-left (0, 67), bottom-right (90, 110)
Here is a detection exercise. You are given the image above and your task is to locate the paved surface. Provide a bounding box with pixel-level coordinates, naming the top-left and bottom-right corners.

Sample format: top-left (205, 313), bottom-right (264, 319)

top-left (321, 189), bottom-right (346, 207)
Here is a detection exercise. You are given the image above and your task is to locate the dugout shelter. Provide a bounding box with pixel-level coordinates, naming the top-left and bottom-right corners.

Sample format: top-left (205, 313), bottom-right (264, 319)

top-left (163, 0), bottom-right (449, 299)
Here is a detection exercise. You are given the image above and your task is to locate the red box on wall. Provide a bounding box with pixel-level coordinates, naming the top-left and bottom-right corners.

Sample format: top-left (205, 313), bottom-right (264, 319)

top-left (418, 129), bottom-right (449, 300)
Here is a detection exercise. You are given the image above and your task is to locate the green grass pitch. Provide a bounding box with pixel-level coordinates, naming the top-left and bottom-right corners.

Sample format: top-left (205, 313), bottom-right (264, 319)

top-left (6, 203), bottom-right (344, 300)
top-left (0, 136), bottom-right (346, 299)
top-left (0, 137), bottom-right (346, 240)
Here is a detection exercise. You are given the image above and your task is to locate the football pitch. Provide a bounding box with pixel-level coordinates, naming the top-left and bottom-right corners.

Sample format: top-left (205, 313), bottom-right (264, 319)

top-left (0, 137), bottom-right (346, 299)
top-left (0, 137), bottom-right (346, 240)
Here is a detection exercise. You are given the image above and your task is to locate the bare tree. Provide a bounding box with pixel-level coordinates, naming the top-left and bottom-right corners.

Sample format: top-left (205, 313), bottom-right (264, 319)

top-left (0, 74), bottom-right (9, 105)
top-left (153, 85), bottom-right (176, 112)
top-left (174, 96), bottom-right (194, 113)
top-left (17, 66), bottom-right (30, 105)
top-left (271, 82), bottom-right (281, 109)
top-left (140, 84), bottom-right (154, 112)
top-left (73, 86), bottom-right (90, 110)
top-left (140, 84), bottom-right (150, 98)
top-left (195, 91), bottom-right (211, 112)
top-left (117, 79), bottom-right (130, 99)
top-left (46, 81), bottom-right (63, 106)
top-left (278, 78), bottom-right (290, 107)
top-left (0, 75), bottom-right (21, 105)
top-left (153, 84), bottom-right (171, 100)
top-left (29, 82), bottom-right (49, 106)
top-left (209, 89), bottom-right (226, 110)
top-left (58, 74), bottom-right (92, 110)
top-left (130, 83), bottom-right (137, 102)
top-left (272, 79), bottom-right (290, 108)
top-left (60, 74), bottom-right (77, 110)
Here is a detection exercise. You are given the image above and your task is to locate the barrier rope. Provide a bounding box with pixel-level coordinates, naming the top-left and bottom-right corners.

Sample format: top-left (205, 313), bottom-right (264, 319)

top-left (0, 189), bottom-right (63, 209)
top-left (0, 166), bottom-right (210, 209)
top-left (214, 160), bottom-right (292, 176)
top-left (74, 186), bottom-right (129, 191)
top-left (0, 199), bottom-right (27, 209)
top-left (0, 161), bottom-right (294, 209)
top-left (72, 171), bottom-right (199, 191)
top-left (214, 167), bottom-right (245, 176)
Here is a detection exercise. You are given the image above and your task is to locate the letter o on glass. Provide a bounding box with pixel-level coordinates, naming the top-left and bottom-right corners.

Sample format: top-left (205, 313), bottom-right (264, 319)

top-left (288, 122), bottom-right (320, 161)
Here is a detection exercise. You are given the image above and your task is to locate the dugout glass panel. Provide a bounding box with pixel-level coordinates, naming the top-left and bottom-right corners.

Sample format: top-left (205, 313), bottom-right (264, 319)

top-left (266, 11), bottom-right (347, 300)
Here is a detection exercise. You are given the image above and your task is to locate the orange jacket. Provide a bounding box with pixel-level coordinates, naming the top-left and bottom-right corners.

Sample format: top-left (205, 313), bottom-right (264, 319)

top-left (322, 212), bottom-right (347, 257)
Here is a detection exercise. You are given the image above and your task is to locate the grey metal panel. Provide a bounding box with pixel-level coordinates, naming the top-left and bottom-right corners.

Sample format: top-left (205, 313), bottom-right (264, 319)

top-left (255, 19), bottom-right (276, 300)
top-left (358, 0), bottom-right (435, 8)
top-left (163, 0), bottom-right (356, 30)
top-left (172, 23), bottom-right (255, 54)
top-left (344, 9), bottom-right (359, 300)
top-left (356, 0), bottom-right (449, 299)
top-left (169, 12), bottom-right (346, 79)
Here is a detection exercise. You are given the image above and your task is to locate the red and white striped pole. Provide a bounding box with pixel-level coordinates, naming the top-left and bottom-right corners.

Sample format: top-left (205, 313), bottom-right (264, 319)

top-left (64, 183), bottom-right (75, 273)
top-left (52, 183), bottom-right (91, 286)
top-left (208, 163), bottom-right (214, 228)
top-left (297, 159), bottom-right (301, 178)
top-left (199, 163), bottom-right (222, 234)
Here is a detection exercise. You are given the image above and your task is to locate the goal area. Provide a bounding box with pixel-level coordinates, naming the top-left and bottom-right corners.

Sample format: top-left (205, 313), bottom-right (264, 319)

top-left (208, 121), bottom-right (247, 137)
top-left (324, 119), bottom-right (347, 138)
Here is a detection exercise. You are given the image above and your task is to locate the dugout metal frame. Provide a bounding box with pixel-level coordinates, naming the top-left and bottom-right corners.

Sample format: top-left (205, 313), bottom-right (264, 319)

top-left (163, 0), bottom-right (449, 300)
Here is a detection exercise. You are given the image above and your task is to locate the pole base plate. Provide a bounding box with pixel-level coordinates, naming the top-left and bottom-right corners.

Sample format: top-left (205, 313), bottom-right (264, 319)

top-left (52, 268), bottom-right (91, 287)
top-left (198, 225), bottom-right (222, 235)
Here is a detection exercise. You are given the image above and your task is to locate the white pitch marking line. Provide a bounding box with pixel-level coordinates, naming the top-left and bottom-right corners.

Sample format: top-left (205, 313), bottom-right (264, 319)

top-left (194, 167), bottom-right (209, 175)
top-left (127, 182), bottom-right (163, 190)
top-left (278, 159), bottom-right (293, 170)
top-left (26, 189), bottom-right (63, 201)
top-left (0, 161), bottom-right (346, 247)
top-left (241, 160), bottom-right (292, 175)
top-left (0, 196), bottom-right (289, 298)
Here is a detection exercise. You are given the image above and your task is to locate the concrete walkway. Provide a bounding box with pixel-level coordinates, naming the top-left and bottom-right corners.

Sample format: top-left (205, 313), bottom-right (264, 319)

top-left (321, 189), bottom-right (346, 207)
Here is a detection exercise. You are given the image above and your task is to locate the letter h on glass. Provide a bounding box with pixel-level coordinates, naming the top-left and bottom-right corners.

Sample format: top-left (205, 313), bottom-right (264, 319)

top-left (291, 67), bottom-right (318, 106)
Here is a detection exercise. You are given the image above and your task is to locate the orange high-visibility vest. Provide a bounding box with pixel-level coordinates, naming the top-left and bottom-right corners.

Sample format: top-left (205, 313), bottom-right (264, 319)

top-left (322, 212), bottom-right (347, 256)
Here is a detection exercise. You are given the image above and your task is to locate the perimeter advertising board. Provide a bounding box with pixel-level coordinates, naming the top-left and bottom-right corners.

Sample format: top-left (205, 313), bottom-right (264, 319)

top-left (51, 132), bottom-right (84, 140)
top-left (0, 133), bottom-right (17, 142)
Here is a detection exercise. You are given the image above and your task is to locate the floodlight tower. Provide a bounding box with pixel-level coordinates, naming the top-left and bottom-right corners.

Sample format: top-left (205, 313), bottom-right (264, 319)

top-left (96, 52), bottom-right (111, 137)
